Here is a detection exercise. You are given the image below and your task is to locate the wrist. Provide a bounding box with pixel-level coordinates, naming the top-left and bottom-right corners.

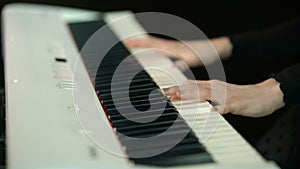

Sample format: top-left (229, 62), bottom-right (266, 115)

top-left (211, 36), bottom-right (233, 59)
top-left (259, 78), bottom-right (285, 111)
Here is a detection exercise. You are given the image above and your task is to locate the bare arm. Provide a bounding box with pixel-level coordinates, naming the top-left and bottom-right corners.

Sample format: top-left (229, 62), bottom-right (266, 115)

top-left (125, 36), bottom-right (233, 70)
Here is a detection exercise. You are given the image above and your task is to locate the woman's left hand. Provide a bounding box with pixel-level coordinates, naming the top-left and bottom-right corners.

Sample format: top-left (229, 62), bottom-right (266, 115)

top-left (162, 78), bottom-right (285, 117)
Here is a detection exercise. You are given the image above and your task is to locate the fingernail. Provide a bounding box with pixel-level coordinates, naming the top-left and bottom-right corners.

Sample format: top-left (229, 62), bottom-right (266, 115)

top-left (176, 91), bottom-right (181, 97)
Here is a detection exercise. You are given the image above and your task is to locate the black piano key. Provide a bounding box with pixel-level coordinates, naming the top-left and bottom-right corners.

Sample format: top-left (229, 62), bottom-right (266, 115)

top-left (102, 96), bottom-right (167, 107)
top-left (131, 152), bottom-right (213, 166)
top-left (106, 101), bottom-right (173, 117)
top-left (107, 100), bottom-right (167, 112)
top-left (95, 66), bottom-right (142, 77)
top-left (96, 73), bottom-right (150, 84)
top-left (95, 76), bottom-right (155, 91)
top-left (96, 82), bottom-right (154, 91)
top-left (95, 72), bottom-right (140, 81)
top-left (97, 57), bottom-right (137, 67)
top-left (100, 87), bottom-right (158, 97)
top-left (119, 123), bottom-right (189, 137)
top-left (99, 60), bottom-right (140, 69)
top-left (112, 113), bottom-right (178, 128)
top-left (109, 107), bottom-right (176, 120)
top-left (120, 129), bottom-right (194, 144)
top-left (127, 135), bottom-right (200, 151)
top-left (127, 142), bottom-right (206, 158)
top-left (109, 101), bottom-right (172, 114)
top-left (115, 120), bottom-right (187, 137)
top-left (96, 58), bottom-right (137, 67)
top-left (118, 123), bottom-right (189, 139)
top-left (111, 111), bottom-right (178, 124)
top-left (119, 126), bottom-right (194, 143)
top-left (99, 92), bottom-right (163, 102)
top-left (114, 118), bottom-right (184, 133)
top-left (108, 107), bottom-right (174, 122)
top-left (96, 78), bottom-right (154, 89)
top-left (97, 66), bottom-right (143, 75)
top-left (84, 52), bottom-right (128, 64)
top-left (105, 97), bottom-right (166, 110)
top-left (99, 83), bottom-right (155, 94)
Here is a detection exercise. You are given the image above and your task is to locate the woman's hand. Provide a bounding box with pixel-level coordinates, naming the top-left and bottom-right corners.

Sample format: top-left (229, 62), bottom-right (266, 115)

top-left (125, 36), bottom-right (232, 70)
top-left (162, 78), bottom-right (285, 117)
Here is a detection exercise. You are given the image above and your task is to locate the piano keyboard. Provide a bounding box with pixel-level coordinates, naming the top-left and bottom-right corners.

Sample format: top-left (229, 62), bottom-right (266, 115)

top-left (75, 15), bottom-right (268, 166)
top-left (3, 5), bottom-right (280, 168)
top-left (81, 24), bottom-right (214, 165)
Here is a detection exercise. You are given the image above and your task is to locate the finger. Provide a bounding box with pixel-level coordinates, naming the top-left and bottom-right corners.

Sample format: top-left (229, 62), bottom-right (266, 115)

top-left (170, 91), bottom-right (182, 101)
top-left (124, 37), bottom-right (153, 49)
top-left (162, 86), bottom-right (181, 100)
top-left (194, 79), bottom-right (227, 99)
top-left (195, 80), bottom-right (211, 85)
top-left (162, 86), bottom-right (179, 95)
top-left (178, 80), bottom-right (203, 100)
top-left (174, 60), bottom-right (190, 72)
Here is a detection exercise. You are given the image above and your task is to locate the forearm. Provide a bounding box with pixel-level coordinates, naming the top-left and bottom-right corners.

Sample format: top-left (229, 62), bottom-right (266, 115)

top-left (211, 36), bottom-right (233, 59)
top-left (257, 78), bottom-right (285, 112)
top-left (251, 61), bottom-right (300, 114)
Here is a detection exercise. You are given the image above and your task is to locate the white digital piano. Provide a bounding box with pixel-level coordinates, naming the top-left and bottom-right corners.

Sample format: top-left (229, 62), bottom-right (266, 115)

top-left (2, 3), bottom-right (280, 169)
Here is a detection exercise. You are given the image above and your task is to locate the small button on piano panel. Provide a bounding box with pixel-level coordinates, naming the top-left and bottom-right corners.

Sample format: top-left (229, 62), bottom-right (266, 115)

top-left (48, 41), bottom-right (78, 91)
top-left (52, 57), bottom-right (78, 91)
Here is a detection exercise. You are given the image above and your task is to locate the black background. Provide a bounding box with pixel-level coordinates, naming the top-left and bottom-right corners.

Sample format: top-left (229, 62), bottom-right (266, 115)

top-left (0, 0), bottom-right (300, 85)
top-left (1, 0), bottom-right (299, 35)
top-left (0, 0), bottom-right (299, 168)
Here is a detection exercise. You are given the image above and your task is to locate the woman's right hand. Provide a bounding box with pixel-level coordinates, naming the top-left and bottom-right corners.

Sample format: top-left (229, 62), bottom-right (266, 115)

top-left (125, 36), bottom-right (232, 70)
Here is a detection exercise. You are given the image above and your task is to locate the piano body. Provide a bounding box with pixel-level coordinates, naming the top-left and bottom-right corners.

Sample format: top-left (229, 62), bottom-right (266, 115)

top-left (2, 3), bottom-right (280, 169)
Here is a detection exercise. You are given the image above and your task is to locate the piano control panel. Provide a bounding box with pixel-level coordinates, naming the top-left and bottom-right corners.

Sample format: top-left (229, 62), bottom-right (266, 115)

top-left (51, 57), bottom-right (78, 91)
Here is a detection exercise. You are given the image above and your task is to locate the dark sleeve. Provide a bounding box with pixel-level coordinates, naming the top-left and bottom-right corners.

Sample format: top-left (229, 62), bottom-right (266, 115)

top-left (229, 17), bottom-right (300, 62)
top-left (274, 62), bottom-right (300, 105)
